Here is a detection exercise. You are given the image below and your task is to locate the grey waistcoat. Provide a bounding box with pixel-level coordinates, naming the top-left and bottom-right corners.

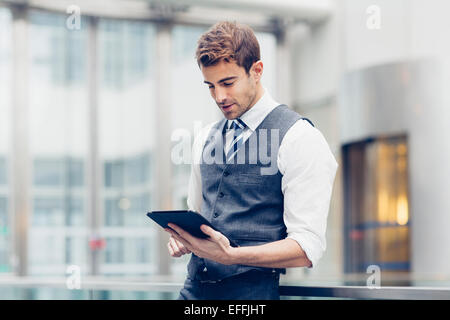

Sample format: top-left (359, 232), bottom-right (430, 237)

top-left (187, 104), bottom-right (305, 281)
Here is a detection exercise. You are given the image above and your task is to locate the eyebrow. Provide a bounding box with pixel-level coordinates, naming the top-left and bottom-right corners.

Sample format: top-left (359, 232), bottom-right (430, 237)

top-left (204, 76), bottom-right (238, 85)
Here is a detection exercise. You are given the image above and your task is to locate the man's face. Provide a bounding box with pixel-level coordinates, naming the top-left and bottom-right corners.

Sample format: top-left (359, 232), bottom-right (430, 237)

top-left (201, 60), bottom-right (259, 120)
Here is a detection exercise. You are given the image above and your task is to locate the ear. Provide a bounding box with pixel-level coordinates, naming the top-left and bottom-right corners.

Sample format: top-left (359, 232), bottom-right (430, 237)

top-left (251, 60), bottom-right (264, 82)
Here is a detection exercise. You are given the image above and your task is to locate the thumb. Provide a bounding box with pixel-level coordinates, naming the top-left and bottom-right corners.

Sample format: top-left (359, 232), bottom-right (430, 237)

top-left (200, 225), bottom-right (221, 240)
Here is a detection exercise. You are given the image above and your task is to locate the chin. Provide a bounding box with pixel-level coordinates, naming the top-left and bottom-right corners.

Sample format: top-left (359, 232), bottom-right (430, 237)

top-left (223, 112), bottom-right (237, 120)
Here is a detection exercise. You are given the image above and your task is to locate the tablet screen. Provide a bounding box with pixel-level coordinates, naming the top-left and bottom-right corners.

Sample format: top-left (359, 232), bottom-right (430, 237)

top-left (147, 210), bottom-right (215, 239)
top-left (146, 210), bottom-right (238, 247)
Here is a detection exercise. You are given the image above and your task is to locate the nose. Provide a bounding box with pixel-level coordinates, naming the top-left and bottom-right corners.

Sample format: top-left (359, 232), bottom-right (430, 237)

top-left (214, 87), bottom-right (227, 104)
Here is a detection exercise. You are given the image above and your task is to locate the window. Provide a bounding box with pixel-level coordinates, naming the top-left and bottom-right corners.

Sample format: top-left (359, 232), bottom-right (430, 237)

top-left (98, 19), bottom-right (156, 276)
top-left (30, 11), bottom-right (86, 85)
top-left (343, 136), bottom-right (410, 276)
top-left (0, 196), bottom-right (8, 273)
top-left (101, 20), bottom-right (150, 89)
top-left (28, 11), bottom-right (89, 275)
top-left (104, 153), bottom-right (151, 188)
top-left (0, 7), bottom-right (12, 274)
top-left (33, 158), bottom-right (84, 187)
top-left (0, 158), bottom-right (6, 186)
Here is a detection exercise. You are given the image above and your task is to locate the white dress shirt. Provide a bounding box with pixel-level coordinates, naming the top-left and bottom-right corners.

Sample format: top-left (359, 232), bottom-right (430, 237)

top-left (187, 90), bottom-right (338, 268)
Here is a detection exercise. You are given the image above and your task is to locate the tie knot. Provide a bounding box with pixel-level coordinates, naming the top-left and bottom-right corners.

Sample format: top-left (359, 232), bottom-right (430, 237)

top-left (230, 119), bottom-right (246, 130)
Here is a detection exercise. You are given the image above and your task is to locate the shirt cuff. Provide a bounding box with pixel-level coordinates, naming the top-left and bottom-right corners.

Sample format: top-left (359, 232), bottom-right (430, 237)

top-left (287, 232), bottom-right (325, 269)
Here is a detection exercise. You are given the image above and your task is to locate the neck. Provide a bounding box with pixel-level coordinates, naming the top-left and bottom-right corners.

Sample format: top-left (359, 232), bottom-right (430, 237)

top-left (248, 83), bottom-right (265, 110)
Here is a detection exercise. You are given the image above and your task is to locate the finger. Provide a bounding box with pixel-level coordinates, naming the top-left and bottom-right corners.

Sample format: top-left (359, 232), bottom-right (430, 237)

top-left (167, 241), bottom-right (176, 257)
top-left (168, 223), bottom-right (196, 243)
top-left (168, 229), bottom-right (193, 251)
top-left (175, 238), bottom-right (191, 254)
top-left (165, 227), bottom-right (180, 239)
top-left (164, 228), bottom-right (174, 234)
top-left (171, 237), bottom-right (191, 256)
top-left (168, 238), bottom-right (182, 257)
top-left (169, 237), bottom-right (183, 257)
top-left (166, 227), bottom-right (183, 242)
top-left (200, 225), bottom-right (222, 241)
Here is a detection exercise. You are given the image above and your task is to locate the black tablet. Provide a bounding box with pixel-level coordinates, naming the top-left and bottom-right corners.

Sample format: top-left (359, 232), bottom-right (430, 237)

top-left (146, 210), bottom-right (238, 247)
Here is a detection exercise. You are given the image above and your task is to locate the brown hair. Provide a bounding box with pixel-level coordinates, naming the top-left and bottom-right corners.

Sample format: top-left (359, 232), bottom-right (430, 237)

top-left (196, 21), bottom-right (260, 74)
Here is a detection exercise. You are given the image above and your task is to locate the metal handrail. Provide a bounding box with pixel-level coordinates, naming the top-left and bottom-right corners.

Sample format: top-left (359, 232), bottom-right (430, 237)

top-left (279, 284), bottom-right (450, 300)
top-left (1, 277), bottom-right (450, 299)
top-left (0, 277), bottom-right (184, 293)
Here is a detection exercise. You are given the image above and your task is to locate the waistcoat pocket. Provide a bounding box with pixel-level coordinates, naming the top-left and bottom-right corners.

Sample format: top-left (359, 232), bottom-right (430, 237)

top-left (236, 173), bottom-right (265, 185)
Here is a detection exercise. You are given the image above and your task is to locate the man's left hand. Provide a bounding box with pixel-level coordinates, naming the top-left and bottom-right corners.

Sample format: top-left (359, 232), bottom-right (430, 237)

top-left (164, 223), bottom-right (236, 265)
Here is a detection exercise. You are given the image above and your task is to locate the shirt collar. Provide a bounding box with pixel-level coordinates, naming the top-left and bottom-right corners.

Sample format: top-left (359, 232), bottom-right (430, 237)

top-left (226, 88), bottom-right (280, 131)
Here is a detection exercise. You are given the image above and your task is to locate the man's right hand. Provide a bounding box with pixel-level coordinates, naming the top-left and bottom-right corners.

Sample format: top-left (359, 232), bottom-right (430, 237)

top-left (167, 235), bottom-right (191, 257)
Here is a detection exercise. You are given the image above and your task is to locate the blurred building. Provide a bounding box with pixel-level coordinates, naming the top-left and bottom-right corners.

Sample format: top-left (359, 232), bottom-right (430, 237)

top-left (0, 0), bottom-right (450, 295)
top-left (292, 0), bottom-right (450, 281)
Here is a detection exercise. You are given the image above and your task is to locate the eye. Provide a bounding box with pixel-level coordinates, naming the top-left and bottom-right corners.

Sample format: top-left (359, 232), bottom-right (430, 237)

top-left (223, 82), bottom-right (234, 87)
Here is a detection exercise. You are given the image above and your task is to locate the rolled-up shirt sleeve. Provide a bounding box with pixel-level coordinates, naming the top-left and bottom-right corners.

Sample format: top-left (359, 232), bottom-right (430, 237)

top-left (278, 119), bottom-right (338, 268)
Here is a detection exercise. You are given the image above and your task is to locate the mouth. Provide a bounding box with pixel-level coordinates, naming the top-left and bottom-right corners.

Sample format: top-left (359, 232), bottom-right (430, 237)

top-left (221, 103), bottom-right (235, 111)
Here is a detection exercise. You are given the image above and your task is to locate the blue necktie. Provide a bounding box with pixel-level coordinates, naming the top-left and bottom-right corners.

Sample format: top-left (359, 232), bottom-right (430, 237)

top-left (226, 119), bottom-right (247, 161)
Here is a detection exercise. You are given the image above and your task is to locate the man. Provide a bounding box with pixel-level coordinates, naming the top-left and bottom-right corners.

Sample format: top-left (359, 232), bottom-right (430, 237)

top-left (165, 21), bottom-right (338, 300)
